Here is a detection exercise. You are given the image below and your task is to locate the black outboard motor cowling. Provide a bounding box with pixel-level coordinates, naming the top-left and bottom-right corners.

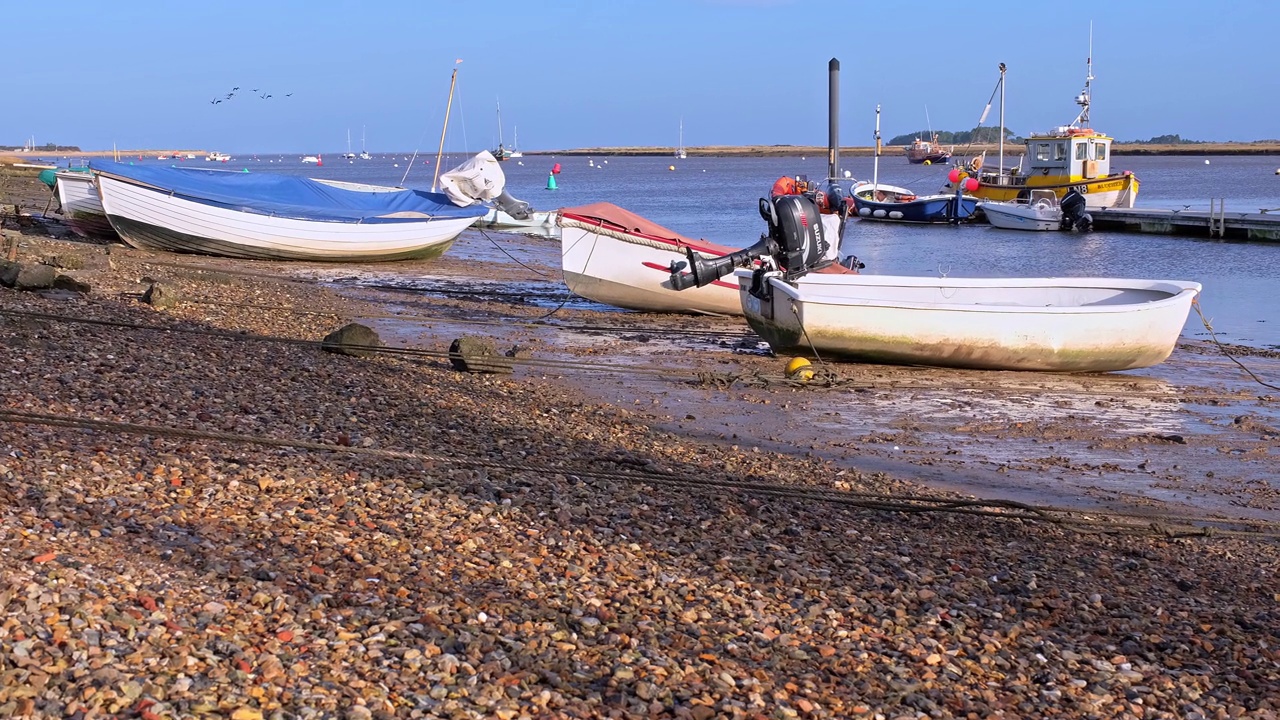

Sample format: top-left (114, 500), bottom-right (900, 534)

top-left (760, 194), bottom-right (829, 274)
top-left (1059, 189), bottom-right (1092, 232)
top-left (670, 194), bottom-right (830, 291)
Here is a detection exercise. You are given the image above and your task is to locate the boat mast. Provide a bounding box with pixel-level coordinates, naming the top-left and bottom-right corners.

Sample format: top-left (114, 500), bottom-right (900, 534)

top-left (496, 98), bottom-right (505, 148)
top-left (998, 62), bottom-right (1006, 179)
top-left (872, 105), bottom-right (881, 192)
top-left (827, 57), bottom-right (839, 181)
top-left (430, 60), bottom-right (462, 191)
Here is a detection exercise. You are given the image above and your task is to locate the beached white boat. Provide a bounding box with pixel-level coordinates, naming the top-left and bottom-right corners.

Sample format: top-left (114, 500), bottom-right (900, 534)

top-left (91, 160), bottom-right (490, 262)
top-left (54, 170), bottom-right (118, 242)
top-left (559, 203), bottom-right (742, 315)
top-left (736, 270), bottom-right (1201, 372)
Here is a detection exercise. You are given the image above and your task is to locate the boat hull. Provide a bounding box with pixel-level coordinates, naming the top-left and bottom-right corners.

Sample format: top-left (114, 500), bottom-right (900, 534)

top-left (956, 172), bottom-right (1139, 209)
top-left (853, 193), bottom-right (979, 223)
top-left (906, 153), bottom-right (951, 165)
top-left (96, 174), bottom-right (477, 262)
top-left (558, 215), bottom-right (740, 315)
top-left (480, 208), bottom-right (558, 238)
top-left (979, 201), bottom-right (1061, 231)
top-left (54, 171), bottom-right (118, 242)
top-left (737, 271), bottom-right (1201, 372)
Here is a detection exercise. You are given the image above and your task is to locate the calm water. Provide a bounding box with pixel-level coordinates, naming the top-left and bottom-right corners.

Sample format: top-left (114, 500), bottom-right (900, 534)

top-left (113, 152), bottom-right (1280, 348)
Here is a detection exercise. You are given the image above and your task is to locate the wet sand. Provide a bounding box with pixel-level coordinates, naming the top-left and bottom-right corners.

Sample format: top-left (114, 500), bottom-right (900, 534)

top-left (265, 229), bottom-right (1279, 527)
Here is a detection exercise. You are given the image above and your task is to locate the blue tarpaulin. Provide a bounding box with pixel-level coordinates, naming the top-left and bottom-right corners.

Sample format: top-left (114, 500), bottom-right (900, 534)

top-left (89, 161), bottom-right (487, 224)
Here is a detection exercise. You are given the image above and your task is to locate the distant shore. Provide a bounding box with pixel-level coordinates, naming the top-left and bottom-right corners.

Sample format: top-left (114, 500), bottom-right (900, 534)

top-left (532, 142), bottom-right (1280, 157)
top-left (5, 141), bottom-right (1280, 164)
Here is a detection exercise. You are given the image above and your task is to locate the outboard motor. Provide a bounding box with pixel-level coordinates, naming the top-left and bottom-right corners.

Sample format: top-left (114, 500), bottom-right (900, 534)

top-left (492, 190), bottom-right (534, 221)
top-left (669, 194), bottom-right (830, 291)
top-left (1059, 189), bottom-right (1092, 232)
top-left (762, 193), bottom-right (829, 274)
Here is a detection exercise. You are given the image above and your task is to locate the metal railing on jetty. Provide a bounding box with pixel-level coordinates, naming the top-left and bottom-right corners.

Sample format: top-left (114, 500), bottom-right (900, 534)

top-left (1088, 201), bottom-right (1280, 242)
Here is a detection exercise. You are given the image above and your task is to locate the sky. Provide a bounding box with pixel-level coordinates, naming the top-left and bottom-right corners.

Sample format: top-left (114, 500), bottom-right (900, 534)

top-left (6, 0), bottom-right (1278, 154)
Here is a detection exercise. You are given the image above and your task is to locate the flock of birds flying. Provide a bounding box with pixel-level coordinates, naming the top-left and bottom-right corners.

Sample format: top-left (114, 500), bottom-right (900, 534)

top-left (210, 87), bottom-right (295, 105)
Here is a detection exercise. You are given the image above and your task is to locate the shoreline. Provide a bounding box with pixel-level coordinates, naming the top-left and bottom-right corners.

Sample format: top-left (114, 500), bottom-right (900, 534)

top-left (6, 140), bottom-right (1280, 164)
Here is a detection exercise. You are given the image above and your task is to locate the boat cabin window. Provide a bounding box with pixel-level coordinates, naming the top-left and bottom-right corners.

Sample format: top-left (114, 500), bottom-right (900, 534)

top-left (1075, 142), bottom-right (1088, 161)
top-left (1096, 143), bottom-right (1107, 160)
top-left (1035, 143), bottom-right (1051, 162)
top-left (1054, 142), bottom-right (1067, 161)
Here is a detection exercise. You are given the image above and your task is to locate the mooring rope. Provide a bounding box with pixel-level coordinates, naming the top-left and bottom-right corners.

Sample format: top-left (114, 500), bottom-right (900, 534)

top-left (1192, 298), bottom-right (1279, 391)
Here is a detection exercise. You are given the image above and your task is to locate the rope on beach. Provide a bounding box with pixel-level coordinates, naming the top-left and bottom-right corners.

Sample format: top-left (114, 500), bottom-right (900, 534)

top-left (1192, 299), bottom-right (1280, 392)
top-left (1, 407), bottom-right (1273, 540)
top-left (476, 227), bottom-right (550, 277)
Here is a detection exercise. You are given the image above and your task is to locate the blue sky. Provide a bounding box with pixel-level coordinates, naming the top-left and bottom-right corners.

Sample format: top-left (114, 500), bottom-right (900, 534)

top-left (7, 0), bottom-right (1277, 153)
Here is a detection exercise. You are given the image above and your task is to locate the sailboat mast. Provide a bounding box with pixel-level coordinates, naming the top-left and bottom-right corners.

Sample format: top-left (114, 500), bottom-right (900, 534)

top-left (998, 62), bottom-right (1006, 178)
top-left (872, 105), bottom-right (881, 191)
top-left (496, 99), bottom-right (504, 147)
top-left (430, 65), bottom-right (461, 191)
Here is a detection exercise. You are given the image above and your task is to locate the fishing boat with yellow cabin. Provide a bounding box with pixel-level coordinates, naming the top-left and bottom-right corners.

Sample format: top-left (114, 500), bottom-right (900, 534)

top-left (944, 55), bottom-right (1139, 209)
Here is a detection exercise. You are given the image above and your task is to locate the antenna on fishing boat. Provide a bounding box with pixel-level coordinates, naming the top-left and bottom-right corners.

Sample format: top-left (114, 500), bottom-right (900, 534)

top-left (1073, 23), bottom-right (1093, 128)
top-left (998, 62), bottom-right (1006, 181)
top-left (429, 59), bottom-right (463, 191)
top-left (827, 57), bottom-right (839, 182)
top-left (872, 105), bottom-right (881, 193)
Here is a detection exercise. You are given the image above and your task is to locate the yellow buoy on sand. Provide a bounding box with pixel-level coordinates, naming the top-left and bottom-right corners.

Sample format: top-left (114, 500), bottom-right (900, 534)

top-left (785, 357), bottom-right (814, 382)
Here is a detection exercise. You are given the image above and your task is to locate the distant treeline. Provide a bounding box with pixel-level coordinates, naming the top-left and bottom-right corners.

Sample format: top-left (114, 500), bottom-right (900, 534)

top-left (0, 144), bottom-right (81, 152)
top-left (887, 131), bottom-right (1252, 146)
top-left (888, 127), bottom-right (1018, 146)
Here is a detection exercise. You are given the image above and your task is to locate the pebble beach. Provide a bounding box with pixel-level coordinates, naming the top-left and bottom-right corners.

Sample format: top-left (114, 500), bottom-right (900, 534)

top-left (2, 169), bottom-right (1280, 719)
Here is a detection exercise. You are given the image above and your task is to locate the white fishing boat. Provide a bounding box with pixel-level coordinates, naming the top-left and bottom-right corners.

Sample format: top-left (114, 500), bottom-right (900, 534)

top-left (737, 269), bottom-right (1201, 372)
top-left (979, 190), bottom-right (1063, 231)
top-left (91, 158), bottom-right (493, 262)
top-left (53, 170), bottom-right (118, 242)
top-left (558, 203), bottom-right (741, 315)
top-left (301, 155), bottom-right (321, 164)
top-left (205, 152), bottom-right (231, 162)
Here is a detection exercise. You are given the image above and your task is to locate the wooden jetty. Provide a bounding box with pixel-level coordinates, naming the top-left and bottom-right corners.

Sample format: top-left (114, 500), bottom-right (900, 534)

top-left (1088, 203), bottom-right (1280, 242)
